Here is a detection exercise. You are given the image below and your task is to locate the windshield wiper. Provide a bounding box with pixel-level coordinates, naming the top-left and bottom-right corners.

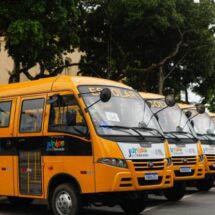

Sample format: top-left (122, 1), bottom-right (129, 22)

top-left (163, 131), bottom-right (180, 141)
top-left (196, 133), bottom-right (212, 140)
top-left (166, 131), bottom-right (195, 139)
top-left (138, 126), bottom-right (165, 139)
top-left (99, 125), bottom-right (145, 139)
top-left (100, 125), bottom-right (165, 139)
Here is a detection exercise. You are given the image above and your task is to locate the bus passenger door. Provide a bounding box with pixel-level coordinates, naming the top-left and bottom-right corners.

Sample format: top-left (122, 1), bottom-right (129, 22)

top-left (43, 93), bottom-right (95, 194)
top-left (18, 149), bottom-right (42, 196)
top-left (0, 98), bottom-right (16, 196)
top-left (17, 96), bottom-right (45, 197)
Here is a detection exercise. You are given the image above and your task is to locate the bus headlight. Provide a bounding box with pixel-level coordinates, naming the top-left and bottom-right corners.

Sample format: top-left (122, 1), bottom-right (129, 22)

top-left (198, 154), bottom-right (204, 162)
top-left (97, 158), bottom-right (128, 168)
top-left (166, 157), bottom-right (172, 166)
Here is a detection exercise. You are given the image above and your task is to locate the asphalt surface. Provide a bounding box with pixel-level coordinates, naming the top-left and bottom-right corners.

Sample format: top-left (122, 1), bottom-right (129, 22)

top-left (0, 188), bottom-right (214, 214)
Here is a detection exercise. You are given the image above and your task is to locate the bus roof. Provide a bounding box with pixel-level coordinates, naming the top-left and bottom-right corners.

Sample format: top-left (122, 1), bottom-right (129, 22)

top-left (177, 103), bottom-right (195, 110)
top-left (208, 112), bottom-right (215, 117)
top-left (139, 92), bottom-right (164, 99)
top-left (0, 75), bottom-right (131, 98)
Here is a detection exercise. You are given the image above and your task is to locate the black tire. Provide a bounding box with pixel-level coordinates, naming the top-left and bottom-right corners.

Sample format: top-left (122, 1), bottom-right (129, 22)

top-left (196, 177), bottom-right (214, 191)
top-left (51, 184), bottom-right (81, 215)
top-left (164, 182), bottom-right (186, 201)
top-left (120, 193), bottom-right (147, 214)
top-left (7, 196), bottom-right (34, 205)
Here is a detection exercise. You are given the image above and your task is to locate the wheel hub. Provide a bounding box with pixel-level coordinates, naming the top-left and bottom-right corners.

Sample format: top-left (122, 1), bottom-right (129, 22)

top-left (56, 191), bottom-right (73, 215)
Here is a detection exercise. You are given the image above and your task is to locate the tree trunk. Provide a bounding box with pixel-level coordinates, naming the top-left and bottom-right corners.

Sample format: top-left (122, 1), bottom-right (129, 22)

top-left (8, 74), bottom-right (20, 83)
top-left (158, 66), bottom-right (164, 95)
top-left (184, 88), bottom-right (189, 103)
top-left (8, 60), bottom-right (20, 83)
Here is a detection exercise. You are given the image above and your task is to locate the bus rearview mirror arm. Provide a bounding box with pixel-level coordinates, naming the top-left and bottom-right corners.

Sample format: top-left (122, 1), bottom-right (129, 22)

top-left (182, 104), bottom-right (205, 130)
top-left (84, 99), bottom-right (101, 112)
top-left (79, 88), bottom-right (111, 112)
top-left (182, 112), bottom-right (199, 130)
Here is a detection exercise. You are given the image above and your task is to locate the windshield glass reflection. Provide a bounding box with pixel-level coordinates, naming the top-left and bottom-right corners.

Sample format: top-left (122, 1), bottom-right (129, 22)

top-left (79, 86), bottom-right (163, 137)
top-left (190, 111), bottom-right (215, 136)
top-left (148, 99), bottom-right (195, 138)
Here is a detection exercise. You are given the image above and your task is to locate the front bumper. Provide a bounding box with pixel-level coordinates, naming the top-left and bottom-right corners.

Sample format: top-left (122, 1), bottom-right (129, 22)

top-left (205, 154), bottom-right (215, 174)
top-left (171, 156), bottom-right (205, 181)
top-left (95, 159), bottom-right (174, 192)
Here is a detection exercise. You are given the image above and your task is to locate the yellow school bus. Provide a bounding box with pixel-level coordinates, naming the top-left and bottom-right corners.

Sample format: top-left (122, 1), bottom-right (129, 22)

top-left (0, 76), bottom-right (173, 215)
top-left (179, 103), bottom-right (215, 191)
top-left (140, 93), bottom-right (205, 201)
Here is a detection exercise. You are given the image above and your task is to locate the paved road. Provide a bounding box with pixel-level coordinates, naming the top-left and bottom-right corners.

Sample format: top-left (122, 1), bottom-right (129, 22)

top-left (0, 188), bottom-right (214, 214)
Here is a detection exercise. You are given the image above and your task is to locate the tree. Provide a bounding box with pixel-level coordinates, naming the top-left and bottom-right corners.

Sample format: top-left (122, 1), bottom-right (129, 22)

top-left (0, 0), bottom-right (80, 83)
top-left (164, 0), bottom-right (215, 102)
top-left (79, 0), bottom-right (215, 95)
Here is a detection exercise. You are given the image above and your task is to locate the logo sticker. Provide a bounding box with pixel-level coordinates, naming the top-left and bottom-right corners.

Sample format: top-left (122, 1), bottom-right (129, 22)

top-left (46, 140), bottom-right (65, 152)
top-left (170, 144), bottom-right (198, 156)
top-left (118, 142), bottom-right (166, 159)
top-left (128, 147), bottom-right (148, 158)
top-left (170, 147), bottom-right (183, 154)
top-left (203, 145), bottom-right (215, 154)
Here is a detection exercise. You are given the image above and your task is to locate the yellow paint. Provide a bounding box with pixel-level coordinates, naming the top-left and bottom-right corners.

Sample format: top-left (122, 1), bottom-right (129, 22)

top-left (140, 93), bottom-right (206, 181)
top-left (0, 76), bottom-right (174, 201)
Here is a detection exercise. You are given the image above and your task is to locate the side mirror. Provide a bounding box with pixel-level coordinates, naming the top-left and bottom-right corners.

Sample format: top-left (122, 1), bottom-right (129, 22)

top-left (196, 104), bottom-right (205, 114)
top-left (66, 109), bottom-right (77, 126)
top-left (165, 94), bottom-right (175, 107)
top-left (185, 111), bottom-right (192, 118)
top-left (100, 88), bottom-right (111, 102)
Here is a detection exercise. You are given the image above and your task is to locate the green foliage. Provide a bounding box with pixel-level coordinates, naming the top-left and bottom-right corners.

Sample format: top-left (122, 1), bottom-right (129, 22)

top-left (0, 0), bottom-right (80, 81)
top-left (79, 0), bottom-right (182, 82)
top-left (79, 0), bottom-right (215, 101)
top-left (0, 0), bottom-right (215, 110)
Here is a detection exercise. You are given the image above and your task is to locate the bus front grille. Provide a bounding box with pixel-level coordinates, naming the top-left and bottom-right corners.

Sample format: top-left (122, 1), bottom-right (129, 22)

top-left (131, 159), bottom-right (165, 171)
top-left (206, 155), bottom-right (215, 162)
top-left (172, 156), bottom-right (197, 165)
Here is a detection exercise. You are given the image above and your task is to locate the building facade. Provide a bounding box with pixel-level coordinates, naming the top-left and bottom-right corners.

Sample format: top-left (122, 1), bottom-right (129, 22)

top-left (0, 37), bottom-right (81, 84)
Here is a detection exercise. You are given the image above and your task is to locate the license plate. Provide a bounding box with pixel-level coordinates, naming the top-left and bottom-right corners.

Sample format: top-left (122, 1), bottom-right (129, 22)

top-left (144, 173), bottom-right (158, 181)
top-left (180, 167), bottom-right (192, 173)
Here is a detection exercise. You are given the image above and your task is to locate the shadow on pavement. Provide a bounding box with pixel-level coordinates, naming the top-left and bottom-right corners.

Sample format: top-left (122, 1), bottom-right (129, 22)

top-left (0, 199), bottom-right (124, 215)
top-left (0, 188), bottom-right (212, 215)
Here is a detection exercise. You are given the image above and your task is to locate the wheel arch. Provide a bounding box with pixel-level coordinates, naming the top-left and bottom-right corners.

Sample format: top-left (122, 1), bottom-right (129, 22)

top-left (47, 173), bottom-right (82, 201)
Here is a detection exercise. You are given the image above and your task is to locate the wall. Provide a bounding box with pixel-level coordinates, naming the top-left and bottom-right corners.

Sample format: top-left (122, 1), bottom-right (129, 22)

top-left (0, 37), bottom-right (81, 84)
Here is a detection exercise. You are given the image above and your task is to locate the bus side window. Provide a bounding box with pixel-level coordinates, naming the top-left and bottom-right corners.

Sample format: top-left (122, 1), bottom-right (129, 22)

top-left (20, 98), bottom-right (45, 133)
top-left (49, 94), bottom-right (88, 137)
top-left (0, 101), bottom-right (12, 127)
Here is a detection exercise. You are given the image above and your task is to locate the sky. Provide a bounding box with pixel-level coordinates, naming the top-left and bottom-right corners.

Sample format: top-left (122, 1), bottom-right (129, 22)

top-left (181, 89), bottom-right (202, 104)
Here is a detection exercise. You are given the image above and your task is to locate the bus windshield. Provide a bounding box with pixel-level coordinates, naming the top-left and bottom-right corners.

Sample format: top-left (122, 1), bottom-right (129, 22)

top-left (149, 99), bottom-right (195, 138)
top-left (79, 86), bottom-right (163, 137)
top-left (191, 111), bottom-right (215, 136)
